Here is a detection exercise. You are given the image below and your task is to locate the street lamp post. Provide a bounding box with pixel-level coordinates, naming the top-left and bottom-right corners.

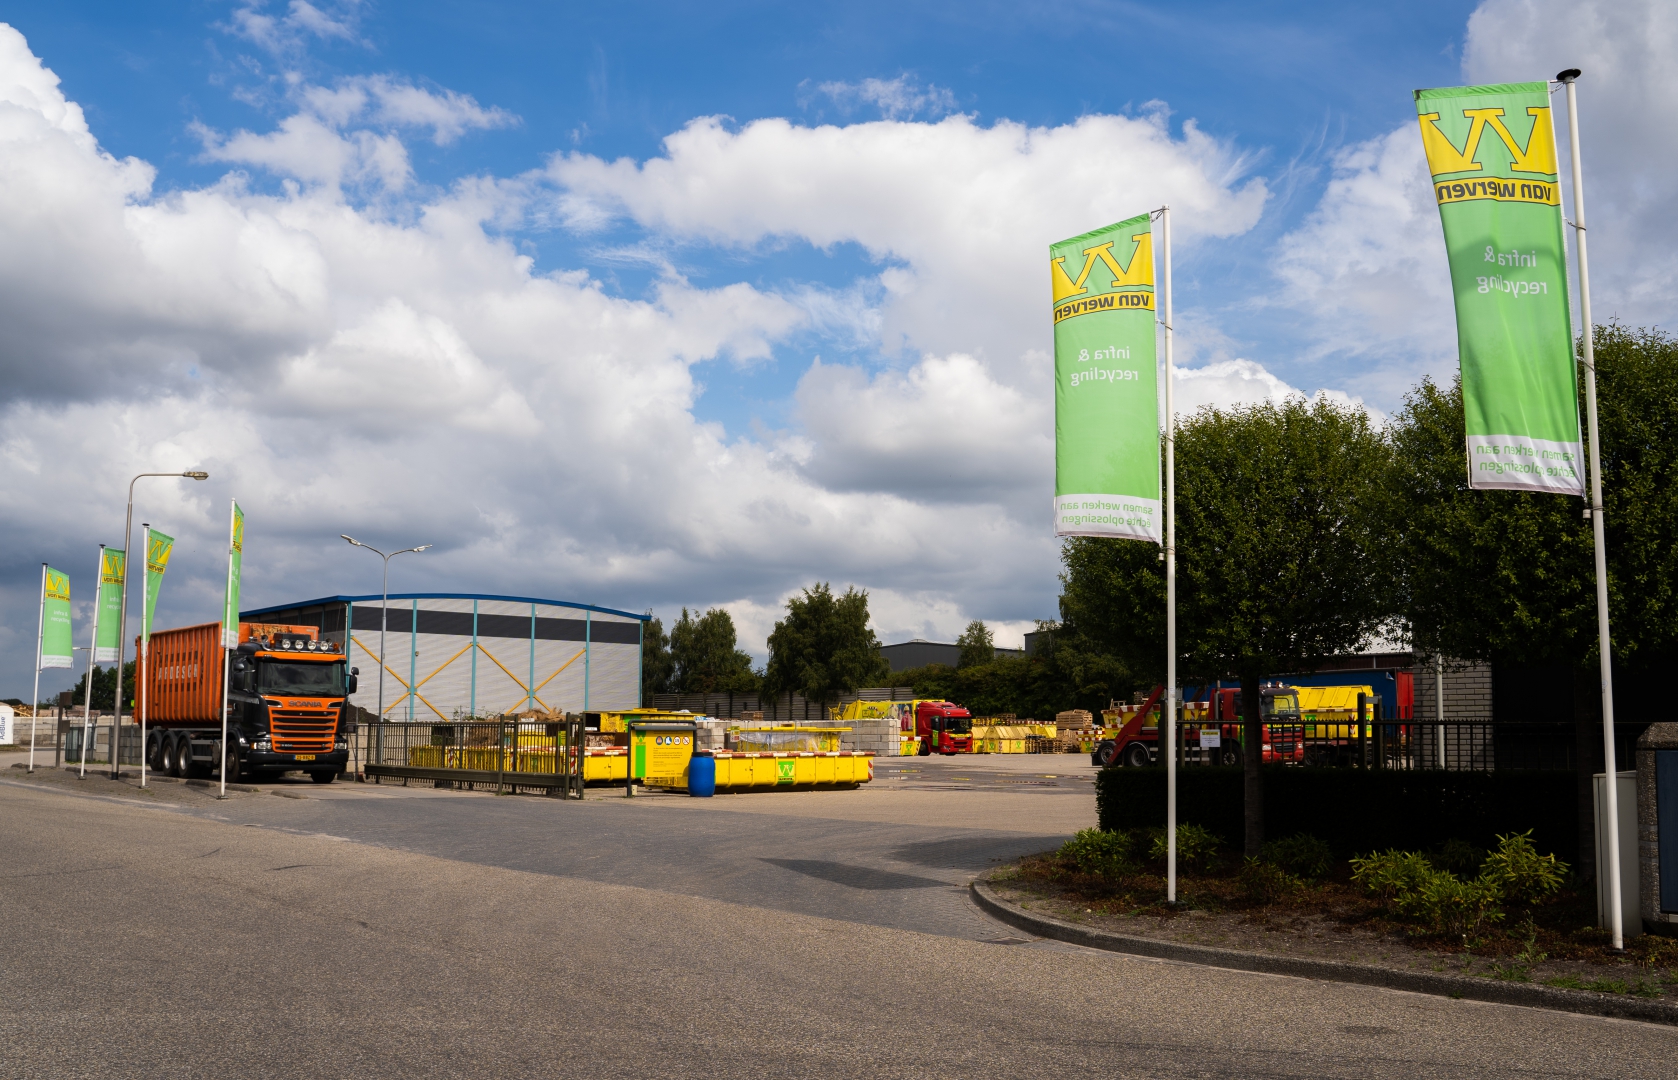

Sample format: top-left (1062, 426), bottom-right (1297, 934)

top-left (340, 536), bottom-right (430, 778)
top-left (112, 470), bottom-right (209, 781)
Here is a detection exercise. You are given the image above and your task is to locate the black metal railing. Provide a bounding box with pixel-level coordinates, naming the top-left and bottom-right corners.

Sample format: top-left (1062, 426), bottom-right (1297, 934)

top-left (1160, 719), bottom-right (1630, 772)
top-left (363, 718), bottom-right (584, 797)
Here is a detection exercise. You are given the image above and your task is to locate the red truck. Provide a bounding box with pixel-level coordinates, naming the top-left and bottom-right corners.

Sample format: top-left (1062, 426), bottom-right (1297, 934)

top-left (913, 700), bottom-right (974, 755)
top-left (141, 621), bottom-right (358, 783)
top-left (1090, 686), bottom-right (1302, 768)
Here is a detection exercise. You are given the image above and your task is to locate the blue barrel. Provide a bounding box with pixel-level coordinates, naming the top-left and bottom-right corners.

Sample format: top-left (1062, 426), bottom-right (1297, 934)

top-left (687, 754), bottom-right (716, 797)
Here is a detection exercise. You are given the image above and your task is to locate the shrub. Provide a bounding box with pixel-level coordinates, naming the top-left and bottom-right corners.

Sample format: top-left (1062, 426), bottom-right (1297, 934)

top-left (1146, 823), bottom-right (1221, 869)
top-left (1478, 831), bottom-right (1567, 907)
top-left (1350, 850), bottom-right (1436, 909)
top-left (1239, 858), bottom-right (1303, 904)
top-left (1407, 873), bottom-right (1504, 938)
top-left (1352, 848), bottom-right (1506, 938)
top-left (1261, 834), bottom-right (1333, 880)
top-left (1433, 838), bottom-right (1485, 877)
top-left (1058, 829), bottom-right (1134, 879)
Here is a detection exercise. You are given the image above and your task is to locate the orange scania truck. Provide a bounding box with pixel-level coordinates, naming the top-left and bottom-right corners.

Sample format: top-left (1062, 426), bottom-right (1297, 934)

top-left (141, 621), bottom-right (357, 783)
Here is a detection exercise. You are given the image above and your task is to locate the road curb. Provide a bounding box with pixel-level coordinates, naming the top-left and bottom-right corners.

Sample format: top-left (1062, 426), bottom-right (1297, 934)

top-left (42, 767), bottom-right (264, 794)
top-left (969, 879), bottom-right (1678, 1026)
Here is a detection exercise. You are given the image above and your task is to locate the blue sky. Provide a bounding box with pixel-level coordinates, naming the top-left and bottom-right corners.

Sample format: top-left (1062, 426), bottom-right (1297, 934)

top-left (1, 0), bottom-right (1673, 699)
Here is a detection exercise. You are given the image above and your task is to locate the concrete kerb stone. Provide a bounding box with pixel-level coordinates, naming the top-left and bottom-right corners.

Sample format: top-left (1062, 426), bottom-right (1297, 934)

top-left (969, 879), bottom-right (1678, 1026)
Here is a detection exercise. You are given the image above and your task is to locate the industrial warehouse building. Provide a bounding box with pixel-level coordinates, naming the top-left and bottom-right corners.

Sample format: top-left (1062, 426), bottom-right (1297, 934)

top-left (241, 594), bottom-right (648, 721)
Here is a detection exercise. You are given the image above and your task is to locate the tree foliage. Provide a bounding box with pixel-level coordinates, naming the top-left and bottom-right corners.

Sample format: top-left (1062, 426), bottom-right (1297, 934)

top-left (898, 623), bottom-right (1132, 718)
top-left (641, 617), bottom-right (674, 699)
top-left (71, 662), bottom-right (136, 710)
top-left (1388, 326), bottom-right (1678, 672)
top-left (763, 583), bottom-right (890, 706)
top-left (1061, 396), bottom-right (1390, 686)
top-left (669, 607), bottom-right (759, 693)
top-left (955, 620), bottom-right (994, 669)
top-left (1060, 396), bottom-right (1390, 854)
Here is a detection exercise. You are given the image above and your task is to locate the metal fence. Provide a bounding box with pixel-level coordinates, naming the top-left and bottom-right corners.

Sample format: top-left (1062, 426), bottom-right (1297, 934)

top-left (363, 718), bottom-right (584, 796)
top-left (1166, 719), bottom-right (1644, 772)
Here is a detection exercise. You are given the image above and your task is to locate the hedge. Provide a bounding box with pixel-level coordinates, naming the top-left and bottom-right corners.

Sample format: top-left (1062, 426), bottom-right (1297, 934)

top-left (1095, 767), bottom-right (1579, 865)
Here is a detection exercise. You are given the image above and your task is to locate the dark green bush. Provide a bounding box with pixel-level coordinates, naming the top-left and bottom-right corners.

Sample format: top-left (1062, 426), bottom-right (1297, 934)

top-left (1432, 838), bottom-right (1485, 877)
top-left (1057, 828), bottom-right (1134, 879)
top-left (1096, 767), bottom-right (1578, 864)
top-left (1239, 858), bottom-right (1303, 904)
top-left (1261, 834), bottom-right (1333, 880)
top-left (1478, 831), bottom-right (1568, 907)
top-left (1145, 823), bottom-right (1221, 869)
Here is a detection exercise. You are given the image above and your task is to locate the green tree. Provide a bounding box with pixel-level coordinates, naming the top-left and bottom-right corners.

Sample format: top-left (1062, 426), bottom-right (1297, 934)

top-left (1387, 326), bottom-right (1678, 867)
top-left (955, 620), bottom-right (994, 668)
top-left (1060, 397), bottom-right (1390, 855)
top-left (641, 617), bottom-right (674, 700)
top-left (669, 607), bottom-right (760, 693)
top-left (70, 662), bottom-right (135, 710)
top-left (763, 583), bottom-right (890, 709)
top-left (1389, 326), bottom-right (1678, 671)
top-left (899, 622), bottom-right (1133, 718)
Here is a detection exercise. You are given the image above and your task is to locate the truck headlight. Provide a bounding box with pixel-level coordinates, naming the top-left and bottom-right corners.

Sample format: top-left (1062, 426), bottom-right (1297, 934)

top-left (334, 740), bottom-right (348, 751)
top-left (253, 736), bottom-right (272, 751)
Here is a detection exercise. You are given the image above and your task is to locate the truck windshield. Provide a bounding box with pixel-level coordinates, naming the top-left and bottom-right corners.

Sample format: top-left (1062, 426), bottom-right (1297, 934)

top-left (942, 718), bottom-right (972, 735)
top-left (258, 660), bottom-right (344, 697)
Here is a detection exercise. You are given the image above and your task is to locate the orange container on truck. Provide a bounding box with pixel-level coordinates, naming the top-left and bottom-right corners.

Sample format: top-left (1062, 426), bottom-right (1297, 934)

top-left (140, 621), bottom-right (359, 783)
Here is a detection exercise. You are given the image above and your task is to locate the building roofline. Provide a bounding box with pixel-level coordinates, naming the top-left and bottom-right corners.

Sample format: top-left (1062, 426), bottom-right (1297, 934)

top-left (240, 593), bottom-right (650, 622)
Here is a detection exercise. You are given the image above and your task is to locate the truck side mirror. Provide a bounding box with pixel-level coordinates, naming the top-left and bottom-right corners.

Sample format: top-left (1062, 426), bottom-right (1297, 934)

top-left (347, 672), bottom-right (359, 695)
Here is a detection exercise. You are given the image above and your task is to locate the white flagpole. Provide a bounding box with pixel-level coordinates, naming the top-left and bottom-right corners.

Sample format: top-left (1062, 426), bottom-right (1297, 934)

top-left (219, 500), bottom-right (236, 799)
top-left (29, 563), bottom-right (46, 775)
top-left (79, 546), bottom-right (104, 780)
top-left (1558, 68), bottom-right (1622, 950)
top-left (1160, 204), bottom-right (1178, 904)
top-left (140, 525), bottom-right (150, 790)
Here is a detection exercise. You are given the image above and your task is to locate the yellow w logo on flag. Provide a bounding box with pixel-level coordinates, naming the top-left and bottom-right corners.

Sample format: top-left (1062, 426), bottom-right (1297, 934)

top-left (1051, 231), bottom-right (1153, 304)
top-left (1418, 106), bottom-right (1556, 177)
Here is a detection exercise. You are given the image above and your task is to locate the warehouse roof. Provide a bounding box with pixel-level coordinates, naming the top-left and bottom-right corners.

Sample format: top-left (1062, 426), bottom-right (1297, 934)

top-left (241, 593), bottom-right (650, 622)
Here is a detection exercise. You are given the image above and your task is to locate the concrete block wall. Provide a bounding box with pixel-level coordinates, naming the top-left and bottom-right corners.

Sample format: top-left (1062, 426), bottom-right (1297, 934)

top-left (1412, 656), bottom-right (1494, 722)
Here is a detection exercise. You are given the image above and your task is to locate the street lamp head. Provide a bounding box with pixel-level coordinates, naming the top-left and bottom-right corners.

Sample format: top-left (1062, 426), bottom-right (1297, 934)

top-left (182, 470), bottom-right (209, 480)
top-left (341, 535), bottom-right (362, 547)
top-left (414, 544), bottom-right (433, 552)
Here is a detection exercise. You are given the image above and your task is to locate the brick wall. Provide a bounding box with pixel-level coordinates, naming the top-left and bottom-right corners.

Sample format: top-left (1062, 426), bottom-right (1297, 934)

top-left (1411, 656), bottom-right (1494, 722)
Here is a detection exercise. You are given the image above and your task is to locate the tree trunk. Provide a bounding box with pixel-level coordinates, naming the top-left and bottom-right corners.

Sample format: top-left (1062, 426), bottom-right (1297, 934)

top-left (1242, 671), bottom-right (1264, 857)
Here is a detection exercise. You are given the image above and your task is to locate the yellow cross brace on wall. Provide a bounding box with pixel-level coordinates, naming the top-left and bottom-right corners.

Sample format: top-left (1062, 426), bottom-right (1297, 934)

top-left (473, 642), bottom-right (586, 713)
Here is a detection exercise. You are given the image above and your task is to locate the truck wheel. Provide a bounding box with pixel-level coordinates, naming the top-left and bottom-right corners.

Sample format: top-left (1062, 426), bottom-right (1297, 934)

top-left (168, 734), bottom-right (190, 779)
top-left (917, 740), bottom-right (931, 757)
top-left (310, 771), bottom-right (336, 785)
top-left (1092, 740), bottom-right (1117, 767)
top-left (1122, 742), bottom-right (1151, 769)
top-left (1219, 744), bottom-right (1243, 768)
top-left (146, 730), bottom-right (166, 772)
top-left (221, 745), bottom-right (242, 783)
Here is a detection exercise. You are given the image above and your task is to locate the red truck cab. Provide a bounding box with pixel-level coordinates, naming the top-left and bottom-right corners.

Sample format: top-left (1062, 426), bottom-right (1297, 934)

top-left (915, 701), bottom-right (974, 755)
top-left (1091, 686), bottom-right (1304, 767)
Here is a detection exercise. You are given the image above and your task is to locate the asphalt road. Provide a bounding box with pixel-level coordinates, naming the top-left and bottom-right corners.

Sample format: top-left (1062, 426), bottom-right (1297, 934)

top-left (3, 757), bottom-right (1675, 1078)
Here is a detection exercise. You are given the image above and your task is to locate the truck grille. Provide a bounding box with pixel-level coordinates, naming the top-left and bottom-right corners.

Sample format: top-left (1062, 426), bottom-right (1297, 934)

top-left (270, 710), bottom-right (337, 752)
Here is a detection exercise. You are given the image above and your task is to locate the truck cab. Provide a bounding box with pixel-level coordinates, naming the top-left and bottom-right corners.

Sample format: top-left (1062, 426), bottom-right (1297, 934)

top-left (223, 624), bottom-right (357, 782)
top-left (915, 701), bottom-right (974, 755)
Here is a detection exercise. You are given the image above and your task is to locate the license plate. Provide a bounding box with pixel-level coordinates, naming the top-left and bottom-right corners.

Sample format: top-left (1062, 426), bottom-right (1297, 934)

top-left (294, 754), bottom-right (316, 761)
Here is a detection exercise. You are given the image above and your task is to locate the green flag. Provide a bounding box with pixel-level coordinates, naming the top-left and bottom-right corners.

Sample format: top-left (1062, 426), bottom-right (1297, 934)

top-left (221, 502), bottom-right (244, 648)
top-left (40, 567), bottom-right (73, 669)
top-left (94, 548), bottom-right (125, 663)
top-left (1415, 81), bottom-right (1583, 495)
top-left (142, 528), bottom-right (174, 645)
top-left (1052, 212), bottom-right (1161, 541)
